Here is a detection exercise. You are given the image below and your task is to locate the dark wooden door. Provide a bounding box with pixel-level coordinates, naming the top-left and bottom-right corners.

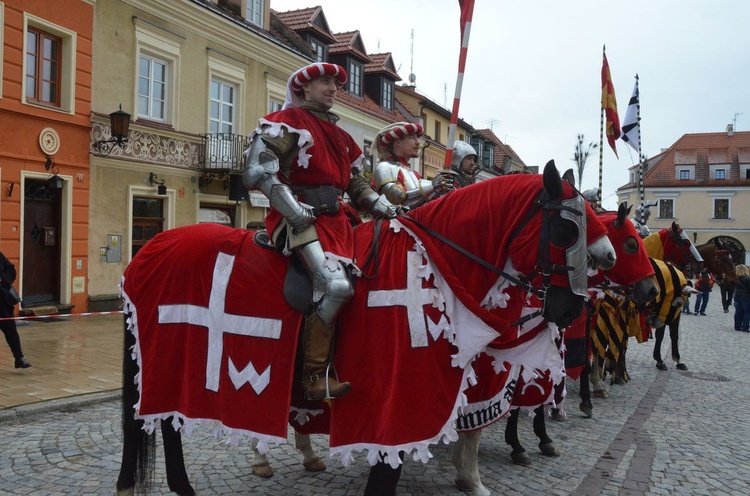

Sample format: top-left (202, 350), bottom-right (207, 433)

top-left (22, 179), bottom-right (62, 305)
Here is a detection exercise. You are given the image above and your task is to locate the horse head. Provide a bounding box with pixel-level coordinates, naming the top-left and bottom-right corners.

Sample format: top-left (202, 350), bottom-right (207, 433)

top-left (409, 160), bottom-right (614, 330)
top-left (644, 221), bottom-right (703, 274)
top-left (595, 203), bottom-right (659, 306)
top-left (697, 240), bottom-right (737, 285)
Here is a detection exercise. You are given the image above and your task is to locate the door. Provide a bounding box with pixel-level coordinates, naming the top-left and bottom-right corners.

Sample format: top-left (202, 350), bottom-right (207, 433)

top-left (23, 179), bottom-right (62, 305)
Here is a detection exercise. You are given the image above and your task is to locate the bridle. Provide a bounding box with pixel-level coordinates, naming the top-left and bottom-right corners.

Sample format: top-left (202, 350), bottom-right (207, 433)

top-left (372, 189), bottom-right (585, 326)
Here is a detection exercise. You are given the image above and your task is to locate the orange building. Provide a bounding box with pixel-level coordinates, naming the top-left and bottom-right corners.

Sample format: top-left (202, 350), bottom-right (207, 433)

top-left (0, 0), bottom-right (93, 314)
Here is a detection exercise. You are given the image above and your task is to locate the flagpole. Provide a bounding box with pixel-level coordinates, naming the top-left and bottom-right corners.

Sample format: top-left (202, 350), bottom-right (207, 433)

top-left (634, 74), bottom-right (645, 206)
top-left (444, 0), bottom-right (475, 169)
top-left (598, 46), bottom-right (606, 201)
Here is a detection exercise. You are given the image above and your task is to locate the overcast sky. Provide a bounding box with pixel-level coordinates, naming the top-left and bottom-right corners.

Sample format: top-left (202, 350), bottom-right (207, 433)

top-left (271, 0), bottom-right (750, 209)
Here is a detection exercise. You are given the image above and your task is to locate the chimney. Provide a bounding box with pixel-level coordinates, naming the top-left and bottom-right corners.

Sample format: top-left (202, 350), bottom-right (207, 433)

top-left (727, 123), bottom-right (734, 136)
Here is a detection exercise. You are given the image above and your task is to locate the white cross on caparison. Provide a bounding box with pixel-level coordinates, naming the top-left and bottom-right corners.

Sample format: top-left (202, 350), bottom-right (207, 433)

top-left (367, 250), bottom-right (441, 347)
top-left (157, 252), bottom-right (282, 392)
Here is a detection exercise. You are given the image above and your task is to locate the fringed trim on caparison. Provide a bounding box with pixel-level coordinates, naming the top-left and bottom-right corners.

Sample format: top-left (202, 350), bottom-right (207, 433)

top-left (120, 277), bottom-right (288, 456)
top-left (248, 119), bottom-right (314, 169)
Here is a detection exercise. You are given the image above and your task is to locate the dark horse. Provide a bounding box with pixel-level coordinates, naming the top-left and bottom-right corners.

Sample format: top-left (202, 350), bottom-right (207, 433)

top-left (115, 162), bottom-right (616, 496)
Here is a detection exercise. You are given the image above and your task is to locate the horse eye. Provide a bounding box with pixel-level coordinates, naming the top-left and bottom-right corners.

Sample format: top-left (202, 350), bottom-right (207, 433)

top-left (624, 237), bottom-right (639, 254)
top-left (549, 215), bottom-right (578, 248)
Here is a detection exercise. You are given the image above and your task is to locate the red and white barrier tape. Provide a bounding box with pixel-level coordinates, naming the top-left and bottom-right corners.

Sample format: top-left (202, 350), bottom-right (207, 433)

top-left (0, 310), bottom-right (124, 322)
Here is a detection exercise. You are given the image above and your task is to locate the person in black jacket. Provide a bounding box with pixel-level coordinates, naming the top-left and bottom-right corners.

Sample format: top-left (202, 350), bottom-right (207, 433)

top-left (0, 252), bottom-right (30, 368)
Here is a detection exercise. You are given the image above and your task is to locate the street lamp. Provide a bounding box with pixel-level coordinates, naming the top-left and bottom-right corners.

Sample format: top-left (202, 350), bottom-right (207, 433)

top-left (93, 104), bottom-right (131, 156)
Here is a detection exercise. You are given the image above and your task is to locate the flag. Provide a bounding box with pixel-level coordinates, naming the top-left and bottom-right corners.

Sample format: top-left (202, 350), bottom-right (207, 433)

top-left (601, 50), bottom-right (621, 157)
top-left (621, 78), bottom-right (640, 153)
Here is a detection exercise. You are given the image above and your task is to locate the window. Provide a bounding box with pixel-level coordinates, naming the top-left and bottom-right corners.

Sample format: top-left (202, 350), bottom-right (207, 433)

top-left (714, 199), bottom-right (729, 219)
top-left (26, 27), bottom-right (62, 107)
top-left (22, 14), bottom-right (76, 113)
top-left (132, 198), bottom-right (164, 258)
top-left (459, 133), bottom-right (465, 142)
top-left (138, 55), bottom-right (167, 121)
top-left (471, 135), bottom-right (483, 164)
top-left (134, 19), bottom-right (182, 126)
top-left (434, 120), bottom-right (442, 144)
top-left (483, 142), bottom-right (493, 167)
top-left (208, 79), bottom-right (237, 168)
top-left (309, 38), bottom-right (326, 62)
top-left (715, 168), bottom-right (726, 180)
top-left (199, 206), bottom-right (234, 226)
top-left (679, 169), bottom-right (690, 180)
top-left (246, 0), bottom-right (263, 26)
top-left (268, 98), bottom-right (283, 114)
top-left (348, 61), bottom-right (362, 96)
top-left (658, 199), bottom-right (674, 219)
top-left (382, 80), bottom-right (393, 110)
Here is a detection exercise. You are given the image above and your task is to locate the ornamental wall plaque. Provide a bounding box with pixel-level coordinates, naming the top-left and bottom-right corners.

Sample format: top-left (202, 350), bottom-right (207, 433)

top-left (39, 127), bottom-right (61, 155)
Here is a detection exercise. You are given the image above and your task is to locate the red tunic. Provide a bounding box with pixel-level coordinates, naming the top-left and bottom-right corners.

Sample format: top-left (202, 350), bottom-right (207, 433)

top-left (255, 107), bottom-right (363, 263)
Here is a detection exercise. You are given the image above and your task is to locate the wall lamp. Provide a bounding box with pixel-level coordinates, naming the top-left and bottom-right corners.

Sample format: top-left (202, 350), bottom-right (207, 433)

top-left (45, 155), bottom-right (64, 190)
top-left (93, 104), bottom-right (131, 156)
top-left (149, 173), bottom-right (168, 196)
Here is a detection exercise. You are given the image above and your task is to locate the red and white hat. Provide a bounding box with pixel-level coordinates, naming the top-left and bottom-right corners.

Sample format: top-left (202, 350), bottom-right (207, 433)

top-left (282, 62), bottom-right (347, 109)
top-left (374, 122), bottom-right (424, 153)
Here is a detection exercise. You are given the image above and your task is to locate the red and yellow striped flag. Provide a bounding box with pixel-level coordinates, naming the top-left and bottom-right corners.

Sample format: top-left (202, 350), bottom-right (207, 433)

top-left (601, 50), bottom-right (621, 158)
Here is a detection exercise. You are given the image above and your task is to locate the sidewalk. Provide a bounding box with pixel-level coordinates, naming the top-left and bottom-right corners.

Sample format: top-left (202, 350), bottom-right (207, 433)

top-left (0, 313), bottom-right (123, 410)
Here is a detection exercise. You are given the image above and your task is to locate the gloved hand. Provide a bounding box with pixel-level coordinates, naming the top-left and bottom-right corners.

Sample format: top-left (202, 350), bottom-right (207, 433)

top-left (431, 171), bottom-right (456, 194)
top-left (370, 195), bottom-right (399, 219)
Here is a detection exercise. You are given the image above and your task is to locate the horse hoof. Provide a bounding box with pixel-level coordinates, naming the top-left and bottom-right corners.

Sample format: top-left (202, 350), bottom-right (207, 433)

top-left (303, 457), bottom-right (326, 472)
top-left (612, 377), bottom-right (626, 386)
top-left (593, 389), bottom-right (609, 399)
top-left (252, 461), bottom-right (274, 478)
top-left (455, 479), bottom-right (491, 496)
top-left (579, 402), bottom-right (593, 418)
top-left (550, 411), bottom-right (567, 422)
top-left (115, 487), bottom-right (134, 496)
top-left (539, 442), bottom-right (560, 457)
top-left (511, 450), bottom-right (531, 466)
top-left (656, 362), bottom-right (668, 371)
top-left (676, 363), bottom-right (688, 371)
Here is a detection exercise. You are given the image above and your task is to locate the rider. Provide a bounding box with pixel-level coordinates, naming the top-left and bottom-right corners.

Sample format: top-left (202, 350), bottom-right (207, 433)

top-left (450, 140), bottom-right (479, 187)
top-left (372, 122), bottom-right (455, 209)
top-left (243, 62), bottom-right (397, 401)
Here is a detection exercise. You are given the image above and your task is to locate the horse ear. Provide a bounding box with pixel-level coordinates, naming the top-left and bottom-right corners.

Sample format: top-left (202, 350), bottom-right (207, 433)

top-left (626, 204), bottom-right (633, 215)
top-left (543, 160), bottom-right (564, 199)
top-left (672, 221), bottom-right (680, 233)
top-left (615, 202), bottom-right (627, 227)
top-left (562, 168), bottom-right (575, 187)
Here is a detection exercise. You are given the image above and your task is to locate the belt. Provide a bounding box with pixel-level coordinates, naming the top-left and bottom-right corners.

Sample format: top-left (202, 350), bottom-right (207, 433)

top-left (292, 185), bottom-right (343, 216)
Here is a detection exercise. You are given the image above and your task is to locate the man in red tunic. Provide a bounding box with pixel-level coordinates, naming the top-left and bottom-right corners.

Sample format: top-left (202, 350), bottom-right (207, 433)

top-left (243, 62), bottom-right (396, 400)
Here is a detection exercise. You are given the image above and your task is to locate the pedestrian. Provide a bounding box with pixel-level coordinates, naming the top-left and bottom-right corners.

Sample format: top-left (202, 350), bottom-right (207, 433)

top-left (372, 122), bottom-right (455, 210)
top-left (733, 264), bottom-right (750, 332)
top-left (694, 271), bottom-right (714, 316)
top-left (0, 251), bottom-right (31, 368)
top-left (718, 272), bottom-right (735, 314)
top-left (242, 62), bottom-right (397, 401)
top-left (683, 280), bottom-right (694, 315)
top-left (450, 140), bottom-right (479, 187)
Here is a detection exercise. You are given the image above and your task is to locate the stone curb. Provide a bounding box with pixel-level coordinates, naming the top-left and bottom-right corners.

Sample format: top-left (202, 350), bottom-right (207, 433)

top-left (0, 390), bottom-right (122, 424)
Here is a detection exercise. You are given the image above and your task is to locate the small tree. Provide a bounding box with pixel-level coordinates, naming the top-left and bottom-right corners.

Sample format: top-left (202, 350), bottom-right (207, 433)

top-left (571, 134), bottom-right (598, 188)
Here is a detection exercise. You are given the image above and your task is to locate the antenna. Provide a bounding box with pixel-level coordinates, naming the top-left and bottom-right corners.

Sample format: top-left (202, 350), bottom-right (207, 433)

top-left (486, 118), bottom-right (500, 131)
top-left (734, 112), bottom-right (744, 130)
top-left (444, 83), bottom-right (447, 107)
top-left (408, 29), bottom-right (416, 86)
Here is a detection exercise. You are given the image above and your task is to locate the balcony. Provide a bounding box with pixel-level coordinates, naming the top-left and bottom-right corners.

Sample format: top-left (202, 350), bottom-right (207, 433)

top-left (197, 133), bottom-right (246, 187)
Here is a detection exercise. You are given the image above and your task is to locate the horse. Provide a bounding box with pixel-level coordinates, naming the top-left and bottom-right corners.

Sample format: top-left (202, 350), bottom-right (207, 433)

top-left (115, 161), bottom-right (616, 496)
top-left (448, 203), bottom-right (658, 495)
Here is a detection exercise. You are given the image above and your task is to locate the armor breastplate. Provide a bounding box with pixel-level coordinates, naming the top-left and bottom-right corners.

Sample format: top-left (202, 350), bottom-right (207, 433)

top-left (373, 161), bottom-right (421, 190)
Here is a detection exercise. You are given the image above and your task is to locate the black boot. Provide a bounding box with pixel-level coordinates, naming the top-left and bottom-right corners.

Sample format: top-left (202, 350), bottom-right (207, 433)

top-left (14, 357), bottom-right (31, 368)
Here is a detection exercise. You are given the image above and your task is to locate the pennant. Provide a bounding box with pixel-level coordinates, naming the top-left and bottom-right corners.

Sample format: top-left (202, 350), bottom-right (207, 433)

top-left (621, 78), bottom-right (640, 153)
top-left (601, 51), bottom-right (621, 157)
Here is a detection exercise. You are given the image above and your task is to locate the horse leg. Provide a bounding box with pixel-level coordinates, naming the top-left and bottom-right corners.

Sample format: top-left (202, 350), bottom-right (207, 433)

top-left (670, 318), bottom-right (688, 370)
top-left (452, 430), bottom-right (490, 496)
top-left (116, 314), bottom-right (155, 496)
top-left (505, 409), bottom-right (530, 465)
top-left (653, 325), bottom-right (668, 370)
top-left (251, 439), bottom-right (274, 478)
top-left (577, 367), bottom-right (593, 417)
top-left (590, 357), bottom-right (608, 398)
top-left (295, 432), bottom-right (326, 472)
top-left (364, 452), bottom-right (404, 496)
top-left (534, 406), bottom-right (560, 457)
top-left (161, 418), bottom-right (196, 496)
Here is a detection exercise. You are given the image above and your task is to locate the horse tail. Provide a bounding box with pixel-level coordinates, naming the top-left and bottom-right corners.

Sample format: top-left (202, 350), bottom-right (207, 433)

top-left (118, 312), bottom-right (156, 493)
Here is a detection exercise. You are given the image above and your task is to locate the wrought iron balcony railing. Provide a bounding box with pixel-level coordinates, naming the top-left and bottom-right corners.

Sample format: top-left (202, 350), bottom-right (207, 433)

top-left (197, 133), bottom-right (247, 186)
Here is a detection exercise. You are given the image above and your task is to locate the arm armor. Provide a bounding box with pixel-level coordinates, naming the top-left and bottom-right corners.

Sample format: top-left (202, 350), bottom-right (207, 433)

top-left (347, 168), bottom-right (398, 218)
top-left (243, 137), bottom-right (315, 233)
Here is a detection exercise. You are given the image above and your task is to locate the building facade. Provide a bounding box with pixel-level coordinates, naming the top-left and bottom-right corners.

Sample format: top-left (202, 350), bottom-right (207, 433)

top-left (0, 0), bottom-right (94, 314)
top-left (617, 126), bottom-right (750, 264)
